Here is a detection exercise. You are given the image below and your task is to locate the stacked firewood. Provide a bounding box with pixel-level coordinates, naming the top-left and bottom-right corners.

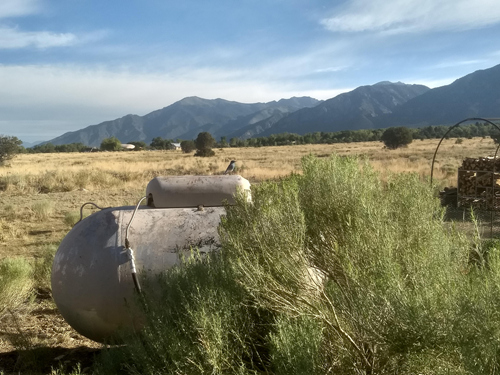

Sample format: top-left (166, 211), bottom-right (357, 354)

top-left (460, 157), bottom-right (500, 171)
top-left (457, 171), bottom-right (498, 196)
top-left (457, 157), bottom-right (500, 210)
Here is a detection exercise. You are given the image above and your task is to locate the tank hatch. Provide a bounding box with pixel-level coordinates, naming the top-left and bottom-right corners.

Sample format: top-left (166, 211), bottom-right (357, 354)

top-left (146, 175), bottom-right (251, 208)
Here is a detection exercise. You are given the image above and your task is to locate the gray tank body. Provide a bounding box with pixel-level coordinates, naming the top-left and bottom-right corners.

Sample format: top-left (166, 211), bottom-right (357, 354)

top-left (51, 175), bottom-right (250, 342)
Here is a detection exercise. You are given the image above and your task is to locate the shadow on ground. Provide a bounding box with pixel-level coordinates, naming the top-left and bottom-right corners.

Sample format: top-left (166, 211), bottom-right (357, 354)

top-left (0, 346), bottom-right (100, 375)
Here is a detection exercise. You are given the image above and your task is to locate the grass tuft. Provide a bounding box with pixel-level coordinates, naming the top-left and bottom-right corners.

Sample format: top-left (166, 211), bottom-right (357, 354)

top-left (0, 257), bottom-right (33, 316)
top-left (33, 244), bottom-right (58, 294)
top-left (31, 200), bottom-right (55, 219)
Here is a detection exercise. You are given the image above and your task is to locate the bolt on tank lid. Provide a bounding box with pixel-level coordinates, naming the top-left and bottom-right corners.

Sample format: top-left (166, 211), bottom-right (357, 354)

top-left (146, 175), bottom-right (251, 208)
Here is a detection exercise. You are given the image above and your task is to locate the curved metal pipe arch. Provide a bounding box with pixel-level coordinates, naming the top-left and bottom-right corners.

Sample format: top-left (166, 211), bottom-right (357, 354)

top-left (430, 117), bottom-right (500, 184)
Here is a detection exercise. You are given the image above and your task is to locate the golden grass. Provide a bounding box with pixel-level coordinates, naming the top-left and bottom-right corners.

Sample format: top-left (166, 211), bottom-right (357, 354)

top-left (1, 137), bottom-right (497, 190)
top-left (0, 137), bottom-right (498, 259)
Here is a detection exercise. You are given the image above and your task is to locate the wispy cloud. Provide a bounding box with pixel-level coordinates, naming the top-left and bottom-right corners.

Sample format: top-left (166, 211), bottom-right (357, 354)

top-left (431, 59), bottom-right (488, 69)
top-left (0, 1), bottom-right (83, 49)
top-left (0, 26), bottom-right (77, 49)
top-left (0, 63), bottom-right (345, 121)
top-left (321, 0), bottom-right (500, 34)
top-left (314, 66), bottom-right (348, 74)
top-left (0, 0), bottom-right (39, 18)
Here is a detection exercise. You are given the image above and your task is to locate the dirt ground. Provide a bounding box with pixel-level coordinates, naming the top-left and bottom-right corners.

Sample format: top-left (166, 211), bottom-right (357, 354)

top-left (0, 189), bottom-right (142, 374)
top-left (0, 299), bottom-right (101, 374)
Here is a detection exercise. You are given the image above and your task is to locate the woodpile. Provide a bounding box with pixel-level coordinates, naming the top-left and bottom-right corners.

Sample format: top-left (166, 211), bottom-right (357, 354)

top-left (460, 157), bottom-right (500, 171)
top-left (457, 157), bottom-right (500, 210)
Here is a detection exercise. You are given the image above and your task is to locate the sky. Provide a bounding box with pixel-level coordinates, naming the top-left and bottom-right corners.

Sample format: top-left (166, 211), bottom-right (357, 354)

top-left (0, 0), bottom-right (500, 144)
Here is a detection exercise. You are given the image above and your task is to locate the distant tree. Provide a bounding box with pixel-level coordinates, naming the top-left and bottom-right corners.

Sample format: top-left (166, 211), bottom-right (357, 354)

top-left (194, 132), bottom-right (216, 157)
top-left (54, 143), bottom-right (87, 153)
top-left (381, 127), bottom-right (413, 149)
top-left (30, 143), bottom-right (56, 153)
top-left (180, 140), bottom-right (196, 153)
top-left (491, 132), bottom-right (500, 144)
top-left (0, 135), bottom-right (23, 165)
top-left (218, 136), bottom-right (229, 148)
top-left (150, 137), bottom-right (167, 150)
top-left (100, 137), bottom-right (122, 151)
top-left (150, 137), bottom-right (175, 150)
top-left (195, 132), bottom-right (216, 150)
top-left (229, 137), bottom-right (239, 147)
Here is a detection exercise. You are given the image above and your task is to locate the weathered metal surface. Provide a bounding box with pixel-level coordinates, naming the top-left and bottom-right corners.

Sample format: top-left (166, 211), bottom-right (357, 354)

top-left (146, 175), bottom-right (251, 208)
top-left (51, 205), bottom-right (225, 342)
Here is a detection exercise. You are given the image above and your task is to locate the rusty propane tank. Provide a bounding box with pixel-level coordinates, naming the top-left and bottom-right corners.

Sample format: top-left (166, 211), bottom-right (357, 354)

top-left (51, 175), bottom-right (250, 342)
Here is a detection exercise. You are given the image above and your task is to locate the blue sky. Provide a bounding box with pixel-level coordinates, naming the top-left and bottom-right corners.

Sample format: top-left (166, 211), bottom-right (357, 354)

top-left (0, 0), bottom-right (499, 143)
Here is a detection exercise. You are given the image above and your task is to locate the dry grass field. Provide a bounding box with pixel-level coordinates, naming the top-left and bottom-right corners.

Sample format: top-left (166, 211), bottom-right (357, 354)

top-left (0, 137), bottom-right (499, 373)
top-left (1, 137), bottom-right (498, 258)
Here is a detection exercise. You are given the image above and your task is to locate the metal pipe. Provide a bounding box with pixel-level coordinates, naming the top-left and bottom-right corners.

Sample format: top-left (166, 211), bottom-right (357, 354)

top-left (124, 196), bottom-right (147, 294)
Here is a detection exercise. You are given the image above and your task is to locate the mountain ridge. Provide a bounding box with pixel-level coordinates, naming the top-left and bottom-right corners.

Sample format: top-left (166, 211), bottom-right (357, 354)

top-left (40, 63), bottom-right (500, 147)
top-left (44, 96), bottom-right (320, 147)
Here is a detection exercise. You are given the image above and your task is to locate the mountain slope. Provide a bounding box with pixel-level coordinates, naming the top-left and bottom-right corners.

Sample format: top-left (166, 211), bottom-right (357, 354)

top-left (178, 97), bottom-right (320, 140)
top-left (225, 109), bottom-right (290, 140)
top-left (45, 114), bottom-right (146, 147)
top-left (45, 96), bottom-right (320, 147)
top-left (257, 82), bottom-right (430, 137)
top-left (377, 64), bottom-right (500, 127)
top-left (41, 63), bottom-right (500, 147)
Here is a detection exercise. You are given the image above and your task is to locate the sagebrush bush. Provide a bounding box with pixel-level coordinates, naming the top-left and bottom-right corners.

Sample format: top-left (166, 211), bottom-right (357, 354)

top-left (268, 315), bottom-right (323, 375)
top-left (95, 252), bottom-right (271, 375)
top-left (95, 154), bottom-right (500, 374)
top-left (220, 155), bottom-right (476, 374)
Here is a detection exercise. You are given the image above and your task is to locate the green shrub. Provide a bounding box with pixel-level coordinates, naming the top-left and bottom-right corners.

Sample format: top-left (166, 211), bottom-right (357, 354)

top-left (194, 148), bottom-right (216, 157)
top-left (381, 127), bottom-right (413, 149)
top-left (180, 140), bottom-right (196, 153)
top-left (0, 257), bottom-right (33, 316)
top-left (94, 154), bottom-right (500, 374)
top-left (95, 252), bottom-right (271, 375)
top-left (269, 315), bottom-right (323, 375)
top-left (220, 154), bottom-right (473, 374)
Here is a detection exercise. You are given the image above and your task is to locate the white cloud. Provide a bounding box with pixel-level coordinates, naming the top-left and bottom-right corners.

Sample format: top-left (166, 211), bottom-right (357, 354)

top-left (321, 0), bottom-right (500, 34)
top-left (0, 63), bottom-right (343, 142)
top-left (0, 26), bottom-right (77, 48)
top-left (0, 0), bottom-right (39, 18)
top-left (0, 64), bottom-right (325, 121)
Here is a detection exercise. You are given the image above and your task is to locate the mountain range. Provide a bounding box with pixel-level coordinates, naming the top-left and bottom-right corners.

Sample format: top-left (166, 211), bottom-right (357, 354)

top-left (43, 63), bottom-right (500, 147)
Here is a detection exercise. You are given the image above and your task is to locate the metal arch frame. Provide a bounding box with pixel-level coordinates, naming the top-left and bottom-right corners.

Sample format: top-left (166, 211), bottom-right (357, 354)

top-left (430, 117), bottom-right (500, 237)
top-left (430, 117), bottom-right (500, 185)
